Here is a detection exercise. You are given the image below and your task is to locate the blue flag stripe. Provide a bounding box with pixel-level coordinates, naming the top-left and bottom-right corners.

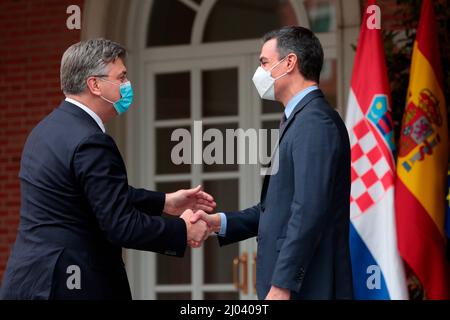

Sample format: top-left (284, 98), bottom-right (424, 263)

top-left (350, 223), bottom-right (391, 299)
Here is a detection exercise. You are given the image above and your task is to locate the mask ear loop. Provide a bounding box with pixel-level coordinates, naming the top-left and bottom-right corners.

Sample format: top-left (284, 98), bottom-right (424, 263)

top-left (269, 55), bottom-right (290, 80)
top-left (96, 77), bottom-right (119, 104)
top-left (274, 72), bottom-right (288, 81)
top-left (99, 95), bottom-right (115, 104)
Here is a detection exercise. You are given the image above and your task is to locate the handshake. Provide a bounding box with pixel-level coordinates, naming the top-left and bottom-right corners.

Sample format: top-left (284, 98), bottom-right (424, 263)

top-left (181, 209), bottom-right (220, 248)
top-left (164, 185), bottom-right (221, 248)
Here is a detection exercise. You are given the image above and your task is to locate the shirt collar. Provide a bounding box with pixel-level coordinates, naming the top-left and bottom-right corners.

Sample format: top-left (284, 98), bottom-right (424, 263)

top-left (284, 85), bottom-right (319, 119)
top-left (65, 97), bottom-right (106, 133)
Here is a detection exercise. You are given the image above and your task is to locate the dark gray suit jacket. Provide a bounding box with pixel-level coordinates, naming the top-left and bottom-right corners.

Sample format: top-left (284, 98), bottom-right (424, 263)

top-left (0, 101), bottom-right (187, 300)
top-left (219, 90), bottom-right (353, 300)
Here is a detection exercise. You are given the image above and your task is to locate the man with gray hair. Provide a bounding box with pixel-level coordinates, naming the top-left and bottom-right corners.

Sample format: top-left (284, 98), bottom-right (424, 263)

top-left (0, 39), bottom-right (215, 299)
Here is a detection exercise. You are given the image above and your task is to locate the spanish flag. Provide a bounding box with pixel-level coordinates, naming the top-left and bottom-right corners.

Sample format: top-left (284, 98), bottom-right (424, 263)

top-left (395, 0), bottom-right (450, 299)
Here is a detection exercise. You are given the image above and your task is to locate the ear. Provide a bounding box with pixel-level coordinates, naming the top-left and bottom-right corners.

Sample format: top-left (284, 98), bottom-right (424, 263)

top-left (86, 76), bottom-right (102, 97)
top-left (285, 53), bottom-right (298, 74)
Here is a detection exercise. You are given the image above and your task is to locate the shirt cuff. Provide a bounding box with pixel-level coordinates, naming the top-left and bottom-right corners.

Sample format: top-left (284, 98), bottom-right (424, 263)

top-left (217, 212), bottom-right (227, 237)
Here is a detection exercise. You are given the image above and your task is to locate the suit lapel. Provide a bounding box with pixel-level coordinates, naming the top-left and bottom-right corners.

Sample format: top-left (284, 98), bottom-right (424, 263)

top-left (278, 89), bottom-right (324, 143)
top-left (259, 89), bottom-right (324, 204)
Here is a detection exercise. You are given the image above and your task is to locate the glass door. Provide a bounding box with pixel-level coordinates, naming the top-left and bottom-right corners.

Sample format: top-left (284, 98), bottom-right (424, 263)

top-left (144, 54), bottom-right (261, 299)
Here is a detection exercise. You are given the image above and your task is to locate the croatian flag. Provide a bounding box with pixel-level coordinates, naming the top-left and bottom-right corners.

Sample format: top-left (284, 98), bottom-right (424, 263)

top-left (345, 0), bottom-right (408, 299)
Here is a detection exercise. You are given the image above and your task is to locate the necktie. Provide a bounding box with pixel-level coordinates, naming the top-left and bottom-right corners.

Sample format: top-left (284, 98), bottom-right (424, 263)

top-left (280, 113), bottom-right (287, 129)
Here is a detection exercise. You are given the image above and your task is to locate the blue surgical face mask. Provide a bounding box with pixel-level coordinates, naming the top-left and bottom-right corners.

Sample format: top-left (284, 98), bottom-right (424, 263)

top-left (98, 78), bottom-right (134, 114)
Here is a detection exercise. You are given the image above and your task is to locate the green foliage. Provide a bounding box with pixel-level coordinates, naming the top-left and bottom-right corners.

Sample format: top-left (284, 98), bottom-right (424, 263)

top-left (381, 0), bottom-right (450, 153)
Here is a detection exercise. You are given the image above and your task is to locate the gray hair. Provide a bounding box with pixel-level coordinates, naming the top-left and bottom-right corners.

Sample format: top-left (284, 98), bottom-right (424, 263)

top-left (60, 38), bottom-right (127, 95)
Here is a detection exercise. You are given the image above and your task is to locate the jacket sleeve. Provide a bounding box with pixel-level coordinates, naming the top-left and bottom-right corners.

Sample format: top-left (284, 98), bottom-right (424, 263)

top-left (271, 109), bottom-right (340, 293)
top-left (218, 204), bottom-right (260, 246)
top-left (72, 133), bottom-right (186, 257)
top-left (128, 186), bottom-right (166, 216)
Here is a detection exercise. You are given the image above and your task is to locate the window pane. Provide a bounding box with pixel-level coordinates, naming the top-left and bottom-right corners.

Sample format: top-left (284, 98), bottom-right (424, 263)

top-left (156, 181), bottom-right (192, 194)
top-left (147, 0), bottom-right (195, 46)
top-left (156, 72), bottom-right (190, 120)
top-left (204, 292), bottom-right (239, 300)
top-left (157, 245), bottom-right (191, 284)
top-left (262, 100), bottom-right (284, 114)
top-left (204, 236), bottom-right (239, 284)
top-left (202, 123), bottom-right (239, 173)
top-left (203, 179), bottom-right (239, 284)
top-left (156, 182), bottom-right (192, 286)
top-left (320, 59), bottom-right (337, 108)
top-left (203, 0), bottom-right (297, 43)
top-left (261, 120), bottom-right (279, 131)
top-left (202, 68), bottom-right (238, 117)
top-left (203, 179), bottom-right (239, 212)
top-left (156, 292), bottom-right (191, 300)
top-left (156, 127), bottom-right (191, 174)
top-left (304, 0), bottom-right (337, 33)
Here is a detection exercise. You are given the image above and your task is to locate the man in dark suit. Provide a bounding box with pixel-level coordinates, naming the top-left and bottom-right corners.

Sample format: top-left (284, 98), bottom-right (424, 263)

top-left (0, 39), bottom-right (215, 300)
top-left (193, 26), bottom-right (353, 300)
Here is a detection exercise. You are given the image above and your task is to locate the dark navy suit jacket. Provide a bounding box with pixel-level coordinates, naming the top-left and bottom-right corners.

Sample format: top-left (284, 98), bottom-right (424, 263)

top-left (0, 101), bottom-right (187, 300)
top-left (219, 90), bottom-right (354, 299)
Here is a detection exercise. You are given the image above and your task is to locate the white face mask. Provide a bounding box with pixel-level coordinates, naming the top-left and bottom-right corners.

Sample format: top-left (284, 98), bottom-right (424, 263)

top-left (252, 57), bottom-right (288, 101)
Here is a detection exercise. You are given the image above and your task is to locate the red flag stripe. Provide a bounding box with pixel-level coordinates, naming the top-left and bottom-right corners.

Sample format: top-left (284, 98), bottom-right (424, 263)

top-left (350, 0), bottom-right (392, 117)
top-left (395, 178), bottom-right (450, 299)
top-left (416, 0), bottom-right (444, 86)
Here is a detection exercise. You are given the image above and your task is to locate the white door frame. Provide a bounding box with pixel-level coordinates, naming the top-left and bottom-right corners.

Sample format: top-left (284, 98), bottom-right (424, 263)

top-left (145, 54), bottom-right (254, 300)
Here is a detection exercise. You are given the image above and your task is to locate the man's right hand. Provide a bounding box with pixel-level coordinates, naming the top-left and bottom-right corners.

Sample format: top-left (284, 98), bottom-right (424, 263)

top-left (180, 209), bottom-right (209, 248)
top-left (190, 211), bottom-right (221, 233)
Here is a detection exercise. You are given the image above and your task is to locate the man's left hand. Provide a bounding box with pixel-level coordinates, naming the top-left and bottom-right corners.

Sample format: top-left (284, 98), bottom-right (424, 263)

top-left (164, 185), bottom-right (216, 216)
top-left (265, 285), bottom-right (291, 300)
